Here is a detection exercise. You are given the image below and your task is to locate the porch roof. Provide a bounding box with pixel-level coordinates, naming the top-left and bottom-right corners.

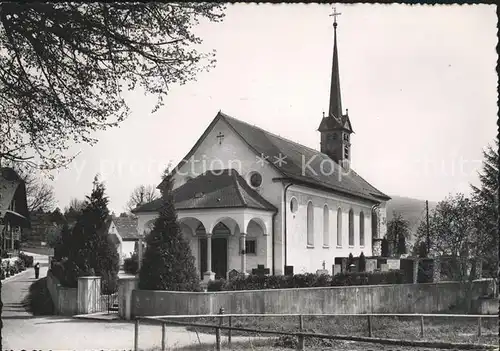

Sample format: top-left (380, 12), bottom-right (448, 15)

top-left (132, 169), bottom-right (277, 213)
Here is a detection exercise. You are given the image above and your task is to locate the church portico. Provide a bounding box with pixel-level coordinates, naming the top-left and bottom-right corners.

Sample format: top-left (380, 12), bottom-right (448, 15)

top-left (177, 208), bottom-right (274, 281)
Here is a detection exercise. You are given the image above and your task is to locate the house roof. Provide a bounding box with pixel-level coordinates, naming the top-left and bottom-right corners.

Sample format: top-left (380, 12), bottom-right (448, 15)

top-left (0, 167), bottom-right (30, 226)
top-left (112, 217), bottom-right (140, 240)
top-left (133, 169), bottom-right (277, 213)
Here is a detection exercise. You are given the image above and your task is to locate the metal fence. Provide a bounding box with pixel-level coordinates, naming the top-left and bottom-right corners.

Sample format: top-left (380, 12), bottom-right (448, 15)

top-left (134, 312), bottom-right (498, 351)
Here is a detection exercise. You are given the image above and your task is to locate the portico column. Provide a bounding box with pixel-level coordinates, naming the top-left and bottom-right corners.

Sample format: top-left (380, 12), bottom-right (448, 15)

top-left (206, 234), bottom-right (213, 273)
top-left (240, 233), bottom-right (247, 274)
top-left (203, 234), bottom-right (215, 282)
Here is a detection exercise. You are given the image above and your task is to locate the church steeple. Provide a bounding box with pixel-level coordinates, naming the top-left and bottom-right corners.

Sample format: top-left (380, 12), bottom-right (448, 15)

top-left (317, 7), bottom-right (354, 168)
top-left (329, 9), bottom-right (342, 119)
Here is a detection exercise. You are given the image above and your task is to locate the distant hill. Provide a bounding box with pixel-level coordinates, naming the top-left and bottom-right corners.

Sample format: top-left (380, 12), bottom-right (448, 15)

top-left (386, 195), bottom-right (438, 247)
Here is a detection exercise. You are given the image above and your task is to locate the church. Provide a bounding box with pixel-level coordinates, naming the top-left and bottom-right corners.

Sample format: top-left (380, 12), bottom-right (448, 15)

top-left (132, 13), bottom-right (390, 281)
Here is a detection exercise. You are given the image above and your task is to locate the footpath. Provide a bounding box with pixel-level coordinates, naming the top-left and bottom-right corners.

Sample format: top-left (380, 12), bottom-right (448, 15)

top-left (1, 252), bottom-right (255, 350)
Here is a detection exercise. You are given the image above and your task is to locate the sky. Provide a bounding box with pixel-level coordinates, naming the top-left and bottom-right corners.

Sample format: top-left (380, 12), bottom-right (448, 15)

top-left (45, 4), bottom-right (498, 214)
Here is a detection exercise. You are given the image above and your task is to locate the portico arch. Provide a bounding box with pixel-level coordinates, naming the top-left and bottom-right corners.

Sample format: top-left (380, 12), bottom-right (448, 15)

top-left (246, 217), bottom-right (267, 236)
top-left (210, 217), bottom-right (241, 235)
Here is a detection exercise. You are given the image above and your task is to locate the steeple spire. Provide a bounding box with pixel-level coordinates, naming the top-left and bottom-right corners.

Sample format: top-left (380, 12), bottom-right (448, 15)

top-left (328, 7), bottom-right (342, 119)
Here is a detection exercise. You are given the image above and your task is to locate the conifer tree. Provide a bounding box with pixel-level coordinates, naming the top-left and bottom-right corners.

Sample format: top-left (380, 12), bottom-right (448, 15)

top-left (64, 175), bottom-right (119, 289)
top-left (381, 238), bottom-right (389, 257)
top-left (139, 168), bottom-right (201, 291)
top-left (471, 140), bottom-right (499, 281)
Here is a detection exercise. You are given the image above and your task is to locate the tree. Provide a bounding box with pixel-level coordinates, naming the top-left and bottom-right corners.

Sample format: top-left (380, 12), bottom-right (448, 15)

top-left (0, 3), bottom-right (225, 170)
top-left (63, 175), bottom-right (119, 289)
top-left (415, 193), bottom-right (476, 281)
top-left (139, 168), bottom-right (200, 291)
top-left (127, 184), bottom-right (160, 212)
top-left (6, 163), bottom-right (56, 211)
top-left (470, 140), bottom-right (498, 293)
top-left (397, 234), bottom-right (407, 256)
top-left (386, 212), bottom-right (410, 257)
top-left (54, 223), bottom-right (71, 261)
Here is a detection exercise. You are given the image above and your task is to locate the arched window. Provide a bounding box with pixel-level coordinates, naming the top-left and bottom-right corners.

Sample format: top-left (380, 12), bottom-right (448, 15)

top-left (372, 210), bottom-right (378, 239)
top-left (348, 209), bottom-right (354, 246)
top-left (360, 211), bottom-right (365, 246)
top-left (307, 201), bottom-right (314, 246)
top-left (323, 205), bottom-right (329, 247)
top-left (337, 208), bottom-right (342, 246)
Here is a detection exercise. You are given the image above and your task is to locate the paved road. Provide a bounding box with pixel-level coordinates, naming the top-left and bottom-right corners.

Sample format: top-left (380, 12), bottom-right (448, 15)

top-left (1, 253), bottom-right (258, 350)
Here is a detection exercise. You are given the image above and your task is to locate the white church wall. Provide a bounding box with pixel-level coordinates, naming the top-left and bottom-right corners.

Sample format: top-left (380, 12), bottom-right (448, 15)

top-left (286, 185), bottom-right (375, 275)
top-left (171, 117), bottom-right (285, 275)
top-left (121, 241), bottom-right (135, 259)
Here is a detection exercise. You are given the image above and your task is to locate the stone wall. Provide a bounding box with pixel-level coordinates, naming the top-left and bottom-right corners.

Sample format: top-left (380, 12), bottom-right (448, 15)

top-left (131, 279), bottom-right (493, 317)
top-left (46, 270), bottom-right (78, 316)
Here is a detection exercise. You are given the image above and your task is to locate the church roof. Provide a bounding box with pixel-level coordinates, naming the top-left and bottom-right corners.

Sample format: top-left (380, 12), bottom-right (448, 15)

top-left (133, 169), bottom-right (277, 213)
top-left (218, 112), bottom-right (389, 203)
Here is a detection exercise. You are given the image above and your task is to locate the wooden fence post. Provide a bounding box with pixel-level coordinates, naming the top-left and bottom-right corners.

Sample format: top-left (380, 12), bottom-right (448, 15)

top-left (477, 317), bottom-right (482, 337)
top-left (134, 319), bottom-right (139, 351)
top-left (161, 322), bottom-right (166, 351)
top-left (297, 314), bottom-right (305, 350)
top-left (215, 327), bottom-right (221, 351)
top-left (228, 316), bottom-right (232, 346)
top-left (367, 315), bottom-right (373, 337)
top-left (420, 316), bottom-right (424, 337)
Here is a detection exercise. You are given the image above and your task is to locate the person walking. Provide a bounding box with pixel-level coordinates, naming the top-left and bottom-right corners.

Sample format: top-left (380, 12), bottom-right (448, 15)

top-left (34, 262), bottom-right (40, 279)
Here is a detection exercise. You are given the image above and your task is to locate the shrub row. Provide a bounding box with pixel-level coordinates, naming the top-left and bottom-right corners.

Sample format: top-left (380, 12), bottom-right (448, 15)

top-left (0, 257), bottom-right (29, 280)
top-left (207, 270), bottom-right (406, 292)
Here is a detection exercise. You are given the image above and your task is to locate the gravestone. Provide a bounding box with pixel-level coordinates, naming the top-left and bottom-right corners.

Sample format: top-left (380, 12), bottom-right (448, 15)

top-left (377, 258), bottom-right (387, 269)
top-left (316, 260), bottom-right (329, 275)
top-left (252, 264), bottom-right (270, 277)
top-left (284, 265), bottom-right (294, 276)
top-left (380, 263), bottom-right (389, 272)
top-left (228, 269), bottom-right (239, 281)
top-left (365, 259), bottom-right (377, 273)
top-left (332, 264), bottom-right (342, 275)
top-left (386, 259), bottom-right (400, 270)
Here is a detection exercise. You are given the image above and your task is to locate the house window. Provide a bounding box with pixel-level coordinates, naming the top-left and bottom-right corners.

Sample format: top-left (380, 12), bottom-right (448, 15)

top-left (307, 201), bottom-right (314, 247)
top-left (344, 146), bottom-right (349, 159)
top-left (337, 208), bottom-right (342, 246)
top-left (323, 205), bottom-right (330, 247)
top-left (360, 211), bottom-right (365, 247)
top-left (245, 239), bottom-right (256, 254)
top-left (348, 209), bottom-right (354, 246)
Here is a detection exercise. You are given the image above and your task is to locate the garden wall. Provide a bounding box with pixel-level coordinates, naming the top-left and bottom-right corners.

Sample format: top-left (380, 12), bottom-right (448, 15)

top-left (46, 270), bottom-right (78, 316)
top-left (131, 279), bottom-right (493, 317)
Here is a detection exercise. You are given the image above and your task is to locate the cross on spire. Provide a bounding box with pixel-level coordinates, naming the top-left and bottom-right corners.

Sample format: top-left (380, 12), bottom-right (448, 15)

top-left (329, 7), bottom-right (342, 27)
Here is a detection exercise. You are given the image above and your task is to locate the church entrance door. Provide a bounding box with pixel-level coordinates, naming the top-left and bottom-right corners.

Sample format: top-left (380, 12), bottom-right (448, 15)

top-left (211, 238), bottom-right (228, 279)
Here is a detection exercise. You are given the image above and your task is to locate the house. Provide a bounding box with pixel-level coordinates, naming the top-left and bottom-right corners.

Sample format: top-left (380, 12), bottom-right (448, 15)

top-left (132, 16), bottom-right (390, 281)
top-left (0, 167), bottom-right (30, 254)
top-left (106, 216), bottom-right (141, 265)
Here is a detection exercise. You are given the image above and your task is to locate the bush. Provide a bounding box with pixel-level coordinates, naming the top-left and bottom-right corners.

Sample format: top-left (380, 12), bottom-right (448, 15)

top-left (123, 253), bottom-right (139, 274)
top-left (381, 238), bottom-right (390, 257)
top-left (9, 263), bottom-right (18, 276)
top-left (207, 279), bottom-right (226, 292)
top-left (101, 270), bottom-right (118, 295)
top-left (15, 258), bottom-right (25, 272)
top-left (0, 265), bottom-right (5, 279)
top-left (19, 252), bottom-right (34, 267)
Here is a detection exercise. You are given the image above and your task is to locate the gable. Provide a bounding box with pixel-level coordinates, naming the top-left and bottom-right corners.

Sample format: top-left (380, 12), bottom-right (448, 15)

top-left (171, 114), bottom-right (282, 193)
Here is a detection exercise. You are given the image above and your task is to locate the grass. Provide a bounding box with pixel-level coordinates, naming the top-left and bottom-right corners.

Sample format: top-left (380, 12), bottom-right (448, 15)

top-left (183, 314), bottom-right (498, 347)
top-left (22, 277), bottom-right (55, 315)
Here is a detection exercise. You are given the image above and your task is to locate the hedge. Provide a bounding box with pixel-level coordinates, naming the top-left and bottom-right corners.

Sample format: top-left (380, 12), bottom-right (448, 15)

top-left (207, 270), bottom-right (406, 291)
